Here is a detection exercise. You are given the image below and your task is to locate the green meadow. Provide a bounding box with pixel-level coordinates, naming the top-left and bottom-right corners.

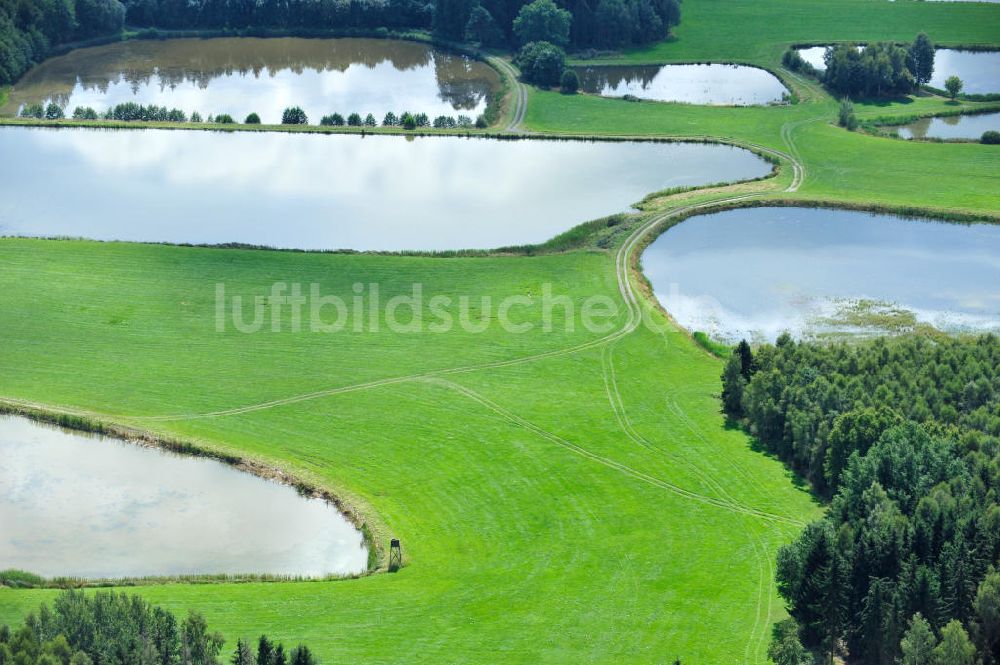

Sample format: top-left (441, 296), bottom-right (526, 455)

top-left (0, 238), bottom-right (821, 662)
top-left (1, 0), bottom-right (999, 661)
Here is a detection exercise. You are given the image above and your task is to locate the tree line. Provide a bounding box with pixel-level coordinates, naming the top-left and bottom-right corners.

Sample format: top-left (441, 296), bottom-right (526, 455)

top-left (440, 0), bottom-right (680, 50)
top-left (0, 589), bottom-right (318, 665)
top-left (22, 101), bottom-right (491, 128)
top-left (0, 0), bottom-right (125, 84)
top-left (722, 334), bottom-right (1000, 664)
top-left (1, 0), bottom-right (681, 87)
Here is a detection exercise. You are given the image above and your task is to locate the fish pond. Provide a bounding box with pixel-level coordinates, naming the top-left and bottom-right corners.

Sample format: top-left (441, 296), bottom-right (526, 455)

top-left (0, 37), bottom-right (502, 122)
top-left (0, 415), bottom-right (368, 579)
top-left (896, 111), bottom-right (1000, 140)
top-left (642, 207), bottom-right (1000, 343)
top-left (0, 127), bottom-right (773, 251)
top-left (573, 64), bottom-right (788, 105)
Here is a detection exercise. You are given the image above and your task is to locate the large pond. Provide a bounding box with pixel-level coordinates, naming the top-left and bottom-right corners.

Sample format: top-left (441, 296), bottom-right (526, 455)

top-left (642, 207), bottom-right (1000, 343)
top-left (0, 415), bottom-right (368, 579)
top-left (0, 37), bottom-right (501, 122)
top-left (0, 127), bottom-right (772, 251)
top-left (897, 111), bottom-right (1000, 140)
top-left (573, 64), bottom-right (788, 105)
top-left (796, 46), bottom-right (1000, 94)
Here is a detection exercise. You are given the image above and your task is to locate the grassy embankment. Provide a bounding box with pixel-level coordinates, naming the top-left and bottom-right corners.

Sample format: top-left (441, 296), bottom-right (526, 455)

top-left (0, 0), bottom-right (998, 661)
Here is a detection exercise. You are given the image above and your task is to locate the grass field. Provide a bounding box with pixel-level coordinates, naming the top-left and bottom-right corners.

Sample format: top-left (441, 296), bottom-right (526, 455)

top-left (1, 0), bottom-right (999, 661)
top-left (604, 0), bottom-right (1000, 64)
top-left (0, 238), bottom-right (821, 662)
top-left (523, 86), bottom-right (1000, 216)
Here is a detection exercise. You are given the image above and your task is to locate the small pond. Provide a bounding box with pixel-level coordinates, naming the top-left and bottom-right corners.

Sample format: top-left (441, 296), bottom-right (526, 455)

top-left (796, 46), bottom-right (1000, 94)
top-left (896, 111), bottom-right (1000, 139)
top-left (573, 64), bottom-right (788, 105)
top-left (0, 127), bottom-right (773, 251)
top-left (642, 207), bottom-right (1000, 343)
top-left (0, 415), bottom-right (368, 579)
top-left (0, 37), bottom-right (501, 122)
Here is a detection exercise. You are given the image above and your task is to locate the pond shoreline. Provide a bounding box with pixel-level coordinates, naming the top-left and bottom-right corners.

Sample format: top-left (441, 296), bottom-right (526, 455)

top-left (0, 399), bottom-right (388, 587)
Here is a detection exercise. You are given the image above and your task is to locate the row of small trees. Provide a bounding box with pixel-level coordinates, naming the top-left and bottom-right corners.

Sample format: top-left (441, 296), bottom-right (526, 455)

top-left (231, 635), bottom-right (315, 665)
top-left (0, 590), bottom-right (320, 665)
top-left (19, 103), bottom-right (490, 129)
top-left (317, 110), bottom-right (486, 129)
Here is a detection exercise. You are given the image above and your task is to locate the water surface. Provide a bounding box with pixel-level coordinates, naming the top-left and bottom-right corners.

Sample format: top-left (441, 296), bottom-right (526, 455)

top-left (642, 207), bottom-right (1000, 343)
top-left (0, 127), bottom-right (772, 251)
top-left (0, 415), bottom-right (368, 578)
top-left (795, 46), bottom-right (831, 71)
top-left (897, 111), bottom-right (1000, 139)
top-left (1, 37), bottom-right (500, 122)
top-left (930, 49), bottom-right (1000, 94)
top-left (574, 64), bottom-right (788, 105)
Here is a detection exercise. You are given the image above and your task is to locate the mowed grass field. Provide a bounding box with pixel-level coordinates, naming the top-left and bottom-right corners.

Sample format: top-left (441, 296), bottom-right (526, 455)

top-left (606, 0), bottom-right (1000, 64)
top-left (0, 239), bottom-right (820, 662)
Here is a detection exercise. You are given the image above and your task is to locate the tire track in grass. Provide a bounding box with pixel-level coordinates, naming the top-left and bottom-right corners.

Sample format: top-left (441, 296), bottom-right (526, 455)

top-left (600, 343), bottom-right (747, 511)
top-left (662, 393), bottom-right (801, 523)
top-left (94, 192), bottom-right (758, 424)
top-left (421, 377), bottom-right (806, 527)
top-left (601, 342), bottom-right (782, 665)
top-left (3, 190), bottom-right (789, 428)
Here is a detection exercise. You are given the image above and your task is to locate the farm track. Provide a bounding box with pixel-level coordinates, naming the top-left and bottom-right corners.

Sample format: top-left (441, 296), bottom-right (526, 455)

top-left (490, 57), bottom-right (527, 132)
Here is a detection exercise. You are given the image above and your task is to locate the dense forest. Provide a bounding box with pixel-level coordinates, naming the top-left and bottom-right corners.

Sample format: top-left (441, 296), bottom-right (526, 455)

top-left (0, 589), bottom-right (318, 665)
top-left (1, 0), bottom-right (680, 85)
top-left (723, 334), bottom-right (1000, 664)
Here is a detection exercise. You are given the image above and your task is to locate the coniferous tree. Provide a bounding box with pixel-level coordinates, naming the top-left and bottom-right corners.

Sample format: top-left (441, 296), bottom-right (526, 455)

top-left (289, 645), bottom-right (315, 665)
top-left (232, 639), bottom-right (255, 665)
top-left (271, 644), bottom-right (286, 665)
top-left (256, 636), bottom-right (274, 665)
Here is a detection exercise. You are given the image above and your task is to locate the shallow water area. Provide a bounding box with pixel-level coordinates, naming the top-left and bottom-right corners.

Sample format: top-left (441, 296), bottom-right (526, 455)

top-left (642, 207), bottom-right (1000, 343)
